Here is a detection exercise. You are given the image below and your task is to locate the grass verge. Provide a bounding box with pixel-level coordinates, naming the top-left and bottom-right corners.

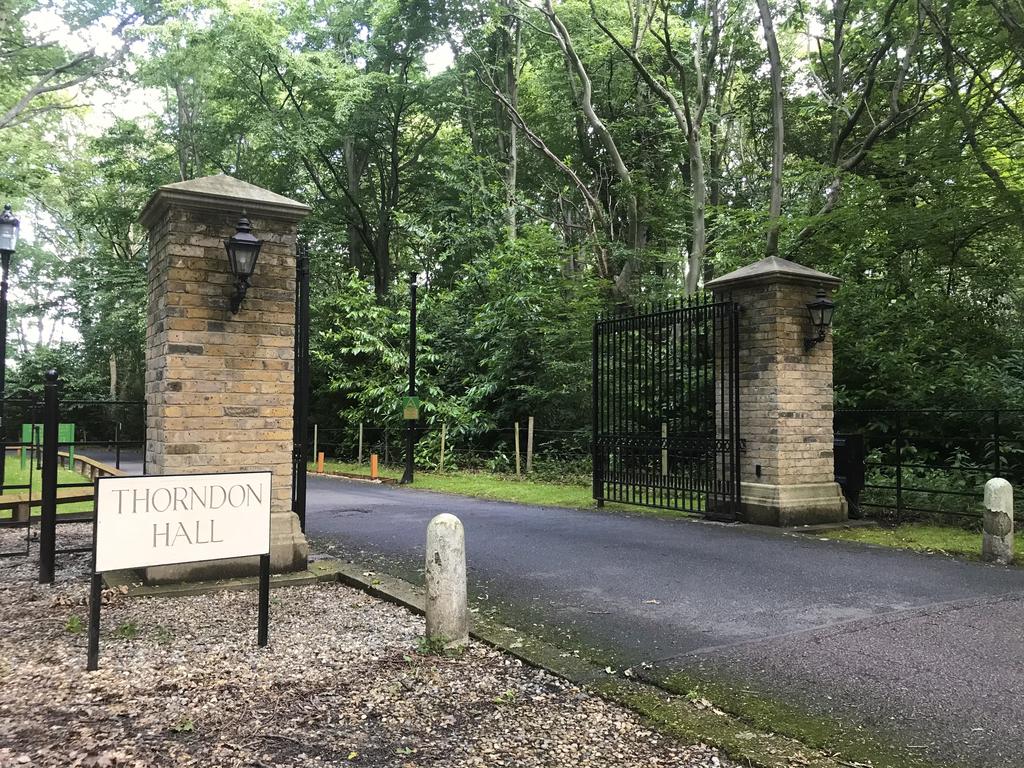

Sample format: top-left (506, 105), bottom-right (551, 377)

top-left (818, 523), bottom-right (989, 561)
top-left (313, 460), bottom-right (697, 518)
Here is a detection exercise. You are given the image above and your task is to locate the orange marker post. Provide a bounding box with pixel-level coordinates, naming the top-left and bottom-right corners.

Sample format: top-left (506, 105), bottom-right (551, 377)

top-left (370, 453), bottom-right (379, 480)
top-left (316, 452), bottom-right (325, 474)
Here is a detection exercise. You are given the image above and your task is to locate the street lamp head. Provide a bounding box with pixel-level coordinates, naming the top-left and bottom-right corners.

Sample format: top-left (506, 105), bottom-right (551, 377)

top-left (804, 287), bottom-right (836, 352)
top-left (0, 204), bottom-right (19, 255)
top-left (224, 216), bottom-right (263, 314)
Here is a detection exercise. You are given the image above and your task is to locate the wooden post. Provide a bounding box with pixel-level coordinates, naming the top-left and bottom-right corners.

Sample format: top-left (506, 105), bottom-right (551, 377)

top-left (439, 423), bottom-right (447, 473)
top-left (661, 422), bottom-right (668, 477)
top-left (358, 422), bottom-right (364, 464)
top-left (370, 453), bottom-right (379, 480)
top-left (526, 416), bottom-right (534, 475)
top-left (514, 422), bottom-right (521, 478)
top-left (317, 452), bottom-right (325, 474)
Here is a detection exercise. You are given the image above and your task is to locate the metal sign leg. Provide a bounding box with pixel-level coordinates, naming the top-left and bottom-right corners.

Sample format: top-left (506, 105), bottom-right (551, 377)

top-left (258, 553), bottom-right (270, 647)
top-left (87, 571), bottom-right (102, 671)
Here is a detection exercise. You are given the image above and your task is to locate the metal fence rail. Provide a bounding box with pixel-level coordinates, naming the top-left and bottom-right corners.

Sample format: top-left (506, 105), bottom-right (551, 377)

top-left (834, 408), bottom-right (1024, 523)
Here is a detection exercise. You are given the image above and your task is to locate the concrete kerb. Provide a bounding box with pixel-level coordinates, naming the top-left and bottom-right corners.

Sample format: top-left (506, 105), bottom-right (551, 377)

top-left (313, 469), bottom-right (396, 485)
top-left (102, 565), bottom-right (322, 598)
top-left (784, 519), bottom-right (878, 534)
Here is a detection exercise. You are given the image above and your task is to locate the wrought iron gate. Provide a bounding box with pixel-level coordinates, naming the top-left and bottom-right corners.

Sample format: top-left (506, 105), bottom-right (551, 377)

top-left (292, 243), bottom-right (310, 531)
top-left (592, 295), bottom-right (741, 519)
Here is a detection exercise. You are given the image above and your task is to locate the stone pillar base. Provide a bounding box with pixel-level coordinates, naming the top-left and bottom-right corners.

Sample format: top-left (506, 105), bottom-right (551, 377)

top-left (738, 481), bottom-right (847, 527)
top-left (143, 511), bottom-right (309, 584)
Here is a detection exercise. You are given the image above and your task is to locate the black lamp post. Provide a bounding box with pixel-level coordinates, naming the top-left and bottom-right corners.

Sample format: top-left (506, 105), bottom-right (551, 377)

top-left (224, 216), bottom-right (263, 314)
top-left (0, 204), bottom-right (19, 491)
top-left (804, 287), bottom-right (836, 352)
top-left (401, 272), bottom-right (418, 485)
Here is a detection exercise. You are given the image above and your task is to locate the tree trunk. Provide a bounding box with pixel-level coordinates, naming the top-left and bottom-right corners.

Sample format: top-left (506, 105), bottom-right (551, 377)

top-left (373, 230), bottom-right (391, 299)
top-left (344, 136), bottom-right (365, 275)
top-left (756, 0), bottom-right (784, 258)
top-left (686, 130), bottom-right (706, 294)
top-left (504, 10), bottom-right (520, 242)
top-left (544, 0), bottom-right (641, 258)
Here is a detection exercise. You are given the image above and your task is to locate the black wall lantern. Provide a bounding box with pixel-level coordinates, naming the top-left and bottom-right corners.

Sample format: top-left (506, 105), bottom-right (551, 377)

top-left (804, 287), bottom-right (836, 352)
top-left (0, 204), bottom-right (20, 255)
top-left (224, 216), bottom-right (263, 314)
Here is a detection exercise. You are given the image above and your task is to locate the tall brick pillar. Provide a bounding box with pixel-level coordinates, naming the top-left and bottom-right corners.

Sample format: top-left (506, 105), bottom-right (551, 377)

top-left (707, 256), bottom-right (847, 526)
top-left (139, 174), bottom-right (310, 582)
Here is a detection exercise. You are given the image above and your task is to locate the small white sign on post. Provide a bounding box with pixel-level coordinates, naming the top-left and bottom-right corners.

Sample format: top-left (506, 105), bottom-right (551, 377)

top-left (88, 471), bottom-right (273, 671)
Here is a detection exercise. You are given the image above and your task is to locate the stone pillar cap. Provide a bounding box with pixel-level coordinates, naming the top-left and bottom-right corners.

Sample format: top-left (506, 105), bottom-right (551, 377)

top-left (706, 256), bottom-right (841, 291)
top-left (140, 173), bottom-right (311, 229)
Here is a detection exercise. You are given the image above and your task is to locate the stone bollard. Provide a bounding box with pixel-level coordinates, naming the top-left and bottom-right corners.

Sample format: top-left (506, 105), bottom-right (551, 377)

top-left (982, 478), bottom-right (1014, 565)
top-left (425, 513), bottom-right (469, 648)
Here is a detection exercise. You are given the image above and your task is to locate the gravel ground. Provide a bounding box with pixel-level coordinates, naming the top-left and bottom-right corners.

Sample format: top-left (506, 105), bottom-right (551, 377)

top-left (0, 526), bottom-right (731, 768)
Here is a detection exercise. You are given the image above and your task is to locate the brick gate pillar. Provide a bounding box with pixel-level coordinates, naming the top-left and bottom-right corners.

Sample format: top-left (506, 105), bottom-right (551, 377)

top-left (707, 256), bottom-right (847, 526)
top-left (139, 174), bottom-right (310, 582)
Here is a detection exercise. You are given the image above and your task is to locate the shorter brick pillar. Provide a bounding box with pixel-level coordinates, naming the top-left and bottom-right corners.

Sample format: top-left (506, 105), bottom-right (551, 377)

top-left (707, 256), bottom-right (847, 526)
top-left (139, 174), bottom-right (310, 581)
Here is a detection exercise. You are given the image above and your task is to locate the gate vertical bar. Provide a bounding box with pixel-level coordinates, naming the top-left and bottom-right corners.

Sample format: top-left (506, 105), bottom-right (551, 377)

top-left (592, 319), bottom-right (603, 506)
top-left (717, 302), bottom-right (727, 516)
top-left (142, 400), bottom-right (148, 475)
top-left (630, 309), bottom-right (638, 506)
top-left (615, 308), bottom-right (622, 505)
top-left (701, 298), bottom-right (710, 512)
top-left (732, 301), bottom-right (742, 517)
top-left (292, 243), bottom-right (310, 531)
top-left (683, 299), bottom-right (690, 510)
top-left (642, 308), bottom-right (649, 507)
top-left (38, 370), bottom-right (58, 584)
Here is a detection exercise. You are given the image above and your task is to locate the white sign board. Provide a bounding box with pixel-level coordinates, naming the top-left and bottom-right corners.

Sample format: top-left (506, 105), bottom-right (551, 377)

top-left (94, 472), bottom-right (272, 572)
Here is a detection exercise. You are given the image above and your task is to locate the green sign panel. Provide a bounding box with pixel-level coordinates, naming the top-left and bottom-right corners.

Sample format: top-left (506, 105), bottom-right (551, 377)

top-left (401, 397), bottom-right (421, 420)
top-left (20, 423), bottom-right (76, 468)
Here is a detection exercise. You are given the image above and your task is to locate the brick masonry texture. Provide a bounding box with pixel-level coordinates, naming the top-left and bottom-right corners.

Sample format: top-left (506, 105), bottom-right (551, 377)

top-left (145, 207), bottom-right (297, 513)
top-left (718, 280), bottom-right (837, 488)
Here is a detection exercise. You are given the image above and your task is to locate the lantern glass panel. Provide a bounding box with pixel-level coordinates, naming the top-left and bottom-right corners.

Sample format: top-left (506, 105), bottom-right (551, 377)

top-left (808, 303), bottom-right (825, 329)
top-left (233, 245), bottom-right (257, 278)
top-left (0, 221), bottom-right (17, 254)
top-left (820, 303), bottom-right (835, 329)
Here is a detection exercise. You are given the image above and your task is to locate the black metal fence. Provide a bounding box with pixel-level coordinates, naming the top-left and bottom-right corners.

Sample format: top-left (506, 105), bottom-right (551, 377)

top-left (0, 397), bottom-right (42, 557)
top-left (592, 295), bottom-right (741, 518)
top-left (834, 408), bottom-right (1024, 524)
top-left (0, 372), bottom-right (146, 580)
top-left (308, 424), bottom-right (592, 481)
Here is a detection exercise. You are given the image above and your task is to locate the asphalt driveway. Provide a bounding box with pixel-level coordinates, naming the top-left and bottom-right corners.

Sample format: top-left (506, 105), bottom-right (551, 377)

top-left (305, 475), bottom-right (1024, 768)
